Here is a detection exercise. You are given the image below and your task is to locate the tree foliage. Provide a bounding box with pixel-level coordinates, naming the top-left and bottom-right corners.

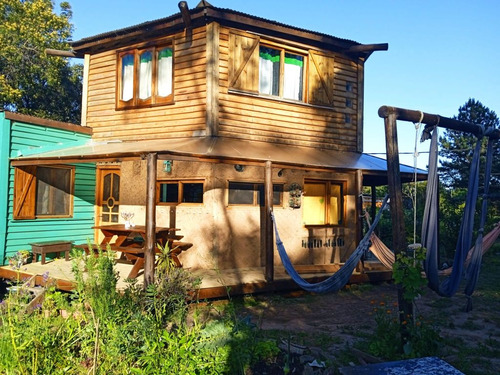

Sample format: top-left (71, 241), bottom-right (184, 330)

top-left (439, 99), bottom-right (499, 190)
top-left (438, 99), bottom-right (500, 260)
top-left (0, 0), bottom-right (81, 123)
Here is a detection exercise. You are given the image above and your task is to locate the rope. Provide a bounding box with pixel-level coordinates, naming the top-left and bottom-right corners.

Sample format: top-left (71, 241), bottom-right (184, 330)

top-left (412, 113), bottom-right (423, 246)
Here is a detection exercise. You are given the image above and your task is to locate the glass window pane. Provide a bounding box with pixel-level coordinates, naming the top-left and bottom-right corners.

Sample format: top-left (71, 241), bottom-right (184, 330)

top-left (259, 46), bottom-right (280, 96)
top-left (229, 182), bottom-right (255, 205)
top-left (273, 184), bottom-right (283, 205)
top-left (183, 183), bottom-right (203, 203)
top-left (283, 53), bottom-right (303, 101)
top-left (138, 51), bottom-right (152, 100)
top-left (302, 182), bottom-right (326, 225)
top-left (111, 174), bottom-right (120, 201)
top-left (121, 54), bottom-right (134, 101)
top-left (159, 183), bottom-right (179, 203)
top-left (157, 47), bottom-right (173, 97)
top-left (103, 174), bottom-right (111, 200)
top-left (36, 167), bottom-right (71, 216)
top-left (257, 184), bottom-right (283, 206)
top-left (329, 184), bottom-right (342, 225)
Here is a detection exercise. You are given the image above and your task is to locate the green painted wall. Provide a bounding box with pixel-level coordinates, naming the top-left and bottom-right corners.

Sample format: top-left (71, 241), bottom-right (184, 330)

top-left (0, 113), bottom-right (12, 264)
top-left (1, 114), bottom-right (96, 265)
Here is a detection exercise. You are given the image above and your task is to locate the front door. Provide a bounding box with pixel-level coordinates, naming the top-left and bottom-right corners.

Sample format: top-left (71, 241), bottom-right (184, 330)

top-left (96, 167), bottom-right (121, 225)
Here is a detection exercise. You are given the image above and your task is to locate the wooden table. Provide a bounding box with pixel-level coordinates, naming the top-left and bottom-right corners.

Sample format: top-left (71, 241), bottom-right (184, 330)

top-left (91, 224), bottom-right (184, 279)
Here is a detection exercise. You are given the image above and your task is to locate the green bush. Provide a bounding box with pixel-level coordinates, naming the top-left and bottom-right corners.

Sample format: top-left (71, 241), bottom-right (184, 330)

top-left (0, 244), bottom-right (279, 374)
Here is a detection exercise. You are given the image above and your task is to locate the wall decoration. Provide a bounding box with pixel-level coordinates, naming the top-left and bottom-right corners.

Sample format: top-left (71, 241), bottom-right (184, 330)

top-left (288, 182), bottom-right (303, 209)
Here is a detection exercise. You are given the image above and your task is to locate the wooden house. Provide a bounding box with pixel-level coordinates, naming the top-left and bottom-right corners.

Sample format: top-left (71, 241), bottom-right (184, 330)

top-left (5, 2), bottom-right (424, 292)
top-left (0, 111), bottom-right (94, 264)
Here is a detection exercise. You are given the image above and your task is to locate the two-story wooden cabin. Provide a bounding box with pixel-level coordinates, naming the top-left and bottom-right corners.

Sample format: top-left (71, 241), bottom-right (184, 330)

top-left (8, 2), bottom-right (423, 292)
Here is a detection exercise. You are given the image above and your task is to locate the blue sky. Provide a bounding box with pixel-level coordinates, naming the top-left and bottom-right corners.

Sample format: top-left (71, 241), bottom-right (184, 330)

top-left (69, 0), bottom-right (500, 169)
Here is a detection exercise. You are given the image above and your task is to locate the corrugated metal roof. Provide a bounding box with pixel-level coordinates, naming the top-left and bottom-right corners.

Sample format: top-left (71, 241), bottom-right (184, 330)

top-left (71, 3), bottom-right (360, 53)
top-left (11, 137), bottom-right (426, 184)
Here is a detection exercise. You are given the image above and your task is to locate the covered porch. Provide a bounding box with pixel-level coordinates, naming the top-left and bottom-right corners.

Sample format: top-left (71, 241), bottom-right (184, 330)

top-left (7, 137), bottom-right (423, 294)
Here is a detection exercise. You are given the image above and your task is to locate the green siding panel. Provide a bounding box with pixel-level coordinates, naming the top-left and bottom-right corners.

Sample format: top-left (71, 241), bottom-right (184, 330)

top-left (2, 116), bottom-right (96, 265)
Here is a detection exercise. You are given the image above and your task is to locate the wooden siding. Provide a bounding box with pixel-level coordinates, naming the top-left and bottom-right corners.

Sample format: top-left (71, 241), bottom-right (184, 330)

top-left (85, 26), bottom-right (209, 141)
top-left (1, 120), bottom-right (95, 265)
top-left (219, 26), bottom-right (360, 151)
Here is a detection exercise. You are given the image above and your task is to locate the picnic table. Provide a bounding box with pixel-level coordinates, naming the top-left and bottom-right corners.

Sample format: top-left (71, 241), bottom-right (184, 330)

top-left (76, 224), bottom-right (192, 279)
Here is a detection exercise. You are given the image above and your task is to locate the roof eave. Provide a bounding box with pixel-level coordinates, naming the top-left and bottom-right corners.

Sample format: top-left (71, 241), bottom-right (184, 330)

top-left (70, 4), bottom-right (378, 58)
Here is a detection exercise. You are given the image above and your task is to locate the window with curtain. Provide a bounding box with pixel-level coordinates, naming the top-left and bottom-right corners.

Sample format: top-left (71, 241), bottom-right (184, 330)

top-left (117, 44), bottom-right (173, 109)
top-left (302, 181), bottom-right (343, 226)
top-left (259, 45), bottom-right (304, 101)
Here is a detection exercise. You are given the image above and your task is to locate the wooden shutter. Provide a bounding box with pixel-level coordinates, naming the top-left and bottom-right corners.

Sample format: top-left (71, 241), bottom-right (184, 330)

top-left (13, 166), bottom-right (37, 219)
top-left (308, 51), bottom-right (335, 106)
top-left (228, 31), bottom-right (260, 92)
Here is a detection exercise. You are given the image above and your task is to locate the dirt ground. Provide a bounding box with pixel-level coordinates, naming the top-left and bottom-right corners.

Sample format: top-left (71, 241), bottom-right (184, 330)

top-left (234, 276), bottom-right (500, 374)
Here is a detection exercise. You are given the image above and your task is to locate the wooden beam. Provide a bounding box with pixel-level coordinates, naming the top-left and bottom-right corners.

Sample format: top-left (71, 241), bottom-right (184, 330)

top-left (45, 48), bottom-right (79, 58)
top-left (81, 54), bottom-right (90, 127)
top-left (178, 1), bottom-right (192, 30)
top-left (206, 21), bottom-right (220, 136)
top-left (144, 152), bottom-right (157, 287)
top-left (379, 105), bottom-right (500, 139)
top-left (346, 43), bottom-right (388, 53)
top-left (264, 160), bottom-right (274, 282)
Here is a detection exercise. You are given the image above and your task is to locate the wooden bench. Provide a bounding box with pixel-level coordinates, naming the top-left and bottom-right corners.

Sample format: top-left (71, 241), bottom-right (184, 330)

top-left (30, 241), bottom-right (72, 265)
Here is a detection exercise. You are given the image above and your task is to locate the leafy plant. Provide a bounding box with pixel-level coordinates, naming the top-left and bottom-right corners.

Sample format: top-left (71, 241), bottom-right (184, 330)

top-left (392, 246), bottom-right (427, 302)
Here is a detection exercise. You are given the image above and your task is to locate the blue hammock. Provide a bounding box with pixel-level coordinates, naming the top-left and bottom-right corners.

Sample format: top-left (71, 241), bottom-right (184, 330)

top-left (422, 126), bottom-right (495, 311)
top-left (271, 195), bottom-right (389, 293)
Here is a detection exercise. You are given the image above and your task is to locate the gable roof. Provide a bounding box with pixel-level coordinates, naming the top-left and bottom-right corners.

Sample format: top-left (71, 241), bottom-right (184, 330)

top-left (71, 2), bottom-right (387, 59)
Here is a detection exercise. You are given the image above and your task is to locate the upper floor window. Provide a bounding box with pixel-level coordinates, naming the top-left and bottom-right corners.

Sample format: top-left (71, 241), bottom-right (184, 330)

top-left (117, 45), bottom-right (173, 109)
top-left (13, 165), bottom-right (74, 219)
top-left (259, 46), bottom-right (304, 101)
top-left (229, 31), bottom-right (336, 107)
top-left (157, 180), bottom-right (203, 205)
top-left (302, 180), bottom-right (344, 226)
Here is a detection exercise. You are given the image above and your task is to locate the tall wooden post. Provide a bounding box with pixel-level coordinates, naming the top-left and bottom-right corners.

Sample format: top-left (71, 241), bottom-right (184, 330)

top-left (383, 114), bottom-right (414, 324)
top-left (264, 160), bottom-right (274, 282)
top-left (144, 152), bottom-right (157, 287)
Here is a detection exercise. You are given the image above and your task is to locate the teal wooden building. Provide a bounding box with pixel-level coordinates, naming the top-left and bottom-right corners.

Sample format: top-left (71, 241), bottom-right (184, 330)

top-left (0, 111), bottom-right (95, 265)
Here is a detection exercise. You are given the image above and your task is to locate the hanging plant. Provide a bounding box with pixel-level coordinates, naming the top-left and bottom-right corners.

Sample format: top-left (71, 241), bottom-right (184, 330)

top-left (288, 183), bottom-right (303, 209)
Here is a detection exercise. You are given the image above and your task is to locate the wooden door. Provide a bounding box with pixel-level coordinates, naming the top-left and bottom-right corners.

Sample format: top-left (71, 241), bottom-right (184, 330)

top-left (96, 167), bottom-right (121, 225)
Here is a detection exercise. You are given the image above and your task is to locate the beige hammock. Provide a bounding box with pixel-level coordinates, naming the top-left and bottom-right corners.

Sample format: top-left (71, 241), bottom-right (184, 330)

top-left (367, 221), bottom-right (500, 274)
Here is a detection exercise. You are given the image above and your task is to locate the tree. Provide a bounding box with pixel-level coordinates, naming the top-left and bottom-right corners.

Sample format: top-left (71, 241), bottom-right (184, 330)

top-left (439, 99), bottom-right (500, 259)
top-left (439, 99), bottom-right (499, 190)
top-left (0, 0), bottom-right (81, 123)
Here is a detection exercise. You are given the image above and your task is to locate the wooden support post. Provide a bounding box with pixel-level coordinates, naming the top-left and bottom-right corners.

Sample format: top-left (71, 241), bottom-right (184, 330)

top-left (265, 160), bottom-right (274, 282)
top-left (356, 170), bottom-right (364, 273)
top-left (144, 152), bottom-right (157, 287)
top-left (383, 113), bottom-right (414, 326)
top-left (371, 185), bottom-right (377, 232)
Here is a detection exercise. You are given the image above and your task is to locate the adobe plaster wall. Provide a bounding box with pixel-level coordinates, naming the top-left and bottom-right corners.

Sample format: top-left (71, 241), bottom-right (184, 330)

top-left (118, 160), bottom-right (358, 270)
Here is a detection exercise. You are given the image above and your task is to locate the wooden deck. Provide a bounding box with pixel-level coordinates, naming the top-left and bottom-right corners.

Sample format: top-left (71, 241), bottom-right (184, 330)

top-left (0, 259), bottom-right (392, 299)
